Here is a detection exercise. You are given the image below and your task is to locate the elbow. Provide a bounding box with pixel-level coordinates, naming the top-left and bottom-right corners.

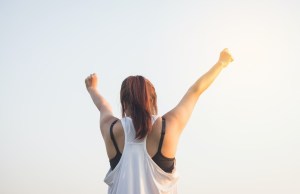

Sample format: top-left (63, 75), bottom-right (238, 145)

top-left (189, 84), bottom-right (203, 96)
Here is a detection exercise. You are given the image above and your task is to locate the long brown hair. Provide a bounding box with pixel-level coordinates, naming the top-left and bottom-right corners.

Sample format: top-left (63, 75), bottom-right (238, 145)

top-left (120, 76), bottom-right (157, 139)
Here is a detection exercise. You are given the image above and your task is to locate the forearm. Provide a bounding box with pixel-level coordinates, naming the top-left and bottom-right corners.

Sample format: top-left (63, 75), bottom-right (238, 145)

top-left (190, 61), bottom-right (224, 95)
top-left (88, 89), bottom-right (112, 113)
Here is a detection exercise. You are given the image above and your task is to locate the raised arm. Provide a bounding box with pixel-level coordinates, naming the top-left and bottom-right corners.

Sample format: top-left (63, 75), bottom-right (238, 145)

top-left (163, 48), bottom-right (234, 133)
top-left (85, 73), bottom-right (117, 136)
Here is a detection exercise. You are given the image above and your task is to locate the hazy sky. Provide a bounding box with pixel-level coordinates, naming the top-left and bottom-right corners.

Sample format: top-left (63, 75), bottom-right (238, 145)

top-left (1, 0), bottom-right (299, 193)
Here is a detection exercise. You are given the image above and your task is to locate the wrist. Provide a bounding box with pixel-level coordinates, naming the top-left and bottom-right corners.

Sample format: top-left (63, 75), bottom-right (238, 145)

top-left (216, 60), bottom-right (225, 68)
top-left (87, 87), bottom-right (98, 94)
top-left (216, 60), bottom-right (226, 68)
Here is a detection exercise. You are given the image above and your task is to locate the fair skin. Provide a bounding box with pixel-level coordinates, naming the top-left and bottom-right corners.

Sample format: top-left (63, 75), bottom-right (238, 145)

top-left (85, 48), bottom-right (234, 161)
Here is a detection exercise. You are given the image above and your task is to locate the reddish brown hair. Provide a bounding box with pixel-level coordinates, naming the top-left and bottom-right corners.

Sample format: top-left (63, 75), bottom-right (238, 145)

top-left (120, 76), bottom-right (157, 139)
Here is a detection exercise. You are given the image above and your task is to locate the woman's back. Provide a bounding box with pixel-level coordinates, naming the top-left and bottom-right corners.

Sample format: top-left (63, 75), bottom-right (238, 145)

top-left (104, 116), bottom-right (179, 194)
top-left (109, 116), bottom-right (179, 163)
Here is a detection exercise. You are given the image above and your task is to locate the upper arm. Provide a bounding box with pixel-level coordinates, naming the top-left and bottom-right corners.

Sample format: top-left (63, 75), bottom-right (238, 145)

top-left (98, 100), bottom-right (119, 139)
top-left (162, 60), bottom-right (225, 134)
top-left (163, 87), bottom-right (200, 134)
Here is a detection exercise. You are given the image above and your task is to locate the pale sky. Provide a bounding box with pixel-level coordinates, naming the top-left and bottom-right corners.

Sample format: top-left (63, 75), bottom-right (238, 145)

top-left (0, 0), bottom-right (299, 193)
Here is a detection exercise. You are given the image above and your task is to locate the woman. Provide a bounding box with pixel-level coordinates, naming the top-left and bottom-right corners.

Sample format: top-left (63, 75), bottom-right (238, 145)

top-left (85, 48), bottom-right (234, 194)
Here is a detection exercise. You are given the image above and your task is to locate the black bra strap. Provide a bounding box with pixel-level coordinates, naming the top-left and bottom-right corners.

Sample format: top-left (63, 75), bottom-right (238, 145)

top-left (157, 117), bottom-right (166, 154)
top-left (110, 119), bottom-right (120, 154)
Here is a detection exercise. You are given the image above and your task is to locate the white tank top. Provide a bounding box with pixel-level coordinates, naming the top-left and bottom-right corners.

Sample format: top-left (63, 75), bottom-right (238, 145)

top-left (104, 116), bottom-right (179, 194)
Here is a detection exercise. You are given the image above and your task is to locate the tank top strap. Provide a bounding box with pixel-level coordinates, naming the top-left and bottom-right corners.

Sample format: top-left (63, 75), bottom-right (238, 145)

top-left (110, 119), bottom-right (121, 154)
top-left (157, 117), bottom-right (166, 153)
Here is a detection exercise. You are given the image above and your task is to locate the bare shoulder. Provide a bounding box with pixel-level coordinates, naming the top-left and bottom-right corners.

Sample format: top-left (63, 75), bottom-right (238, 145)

top-left (150, 116), bottom-right (179, 138)
top-left (100, 116), bottom-right (120, 141)
top-left (101, 118), bottom-right (125, 159)
top-left (162, 113), bottom-right (183, 136)
top-left (160, 116), bottom-right (181, 158)
top-left (151, 116), bottom-right (163, 138)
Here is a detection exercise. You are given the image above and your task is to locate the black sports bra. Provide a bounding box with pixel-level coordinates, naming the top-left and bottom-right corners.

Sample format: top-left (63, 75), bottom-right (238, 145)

top-left (109, 117), bottom-right (175, 173)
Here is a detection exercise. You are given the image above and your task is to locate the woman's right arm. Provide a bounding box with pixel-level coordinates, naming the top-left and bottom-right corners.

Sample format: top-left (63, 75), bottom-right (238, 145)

top-left (163, 48), bottom-right (234, 134)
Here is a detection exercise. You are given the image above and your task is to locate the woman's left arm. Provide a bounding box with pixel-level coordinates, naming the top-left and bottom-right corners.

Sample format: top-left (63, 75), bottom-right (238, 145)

top-left (85, 73), bottom-right (117, 136)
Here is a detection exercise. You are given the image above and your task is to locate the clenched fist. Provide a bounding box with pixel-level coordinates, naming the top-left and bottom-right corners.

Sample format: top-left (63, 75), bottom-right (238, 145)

top-left (218, 48), bottom-right (234, 68)
top-left (85, 73), bottom-right (98, 92)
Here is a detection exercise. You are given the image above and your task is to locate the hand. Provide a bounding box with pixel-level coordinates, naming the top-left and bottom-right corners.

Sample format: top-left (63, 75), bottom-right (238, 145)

top-left (218, 48), bottom-right (234, 68)
top-left (85, 73), bottom-right (98, 92)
